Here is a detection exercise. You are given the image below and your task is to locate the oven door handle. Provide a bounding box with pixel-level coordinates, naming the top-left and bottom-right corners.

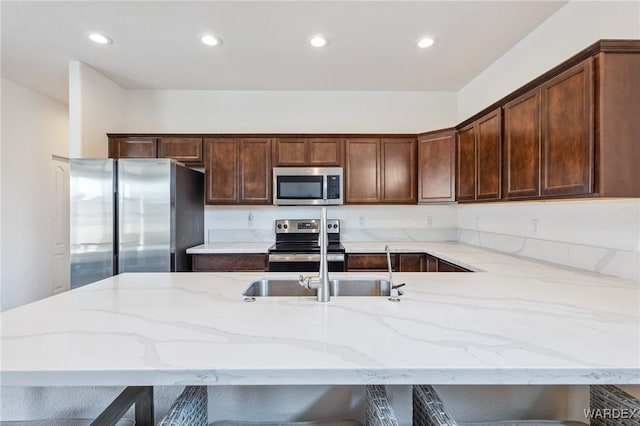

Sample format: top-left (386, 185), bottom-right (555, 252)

top-left (268, 253), bottom-right (345, 262)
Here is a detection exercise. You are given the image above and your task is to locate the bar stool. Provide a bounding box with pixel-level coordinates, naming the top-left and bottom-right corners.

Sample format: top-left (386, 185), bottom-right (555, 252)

top-left (412, 384), bottom-right (640, 426)
top-left (159, 385), bottom-right (400, 426)
top-left (0, 386), bottom-right (152, 426)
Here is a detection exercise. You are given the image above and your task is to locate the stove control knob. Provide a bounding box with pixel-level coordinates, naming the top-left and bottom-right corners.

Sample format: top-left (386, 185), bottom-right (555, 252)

top-left (283, 224), bottom-right (288, 229)
top-left (277, 224), bottom-right (282, 229)
top-left (333, 224), bottom-right (338, 229)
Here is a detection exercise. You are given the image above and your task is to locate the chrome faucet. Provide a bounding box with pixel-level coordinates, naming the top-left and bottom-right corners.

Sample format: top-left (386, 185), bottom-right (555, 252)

top-left (299, 207), bottom-right (330, 302)
top-left (385, 244), bottom-right (405, 302)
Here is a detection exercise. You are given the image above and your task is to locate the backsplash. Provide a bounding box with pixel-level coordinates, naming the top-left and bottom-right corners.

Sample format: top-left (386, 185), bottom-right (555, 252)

top-left (458, 199), bottom-right (640, 282)
top-left (205, 204), bottom-right (458, 243)
top-left (204, 199), bottom-right (639, 281)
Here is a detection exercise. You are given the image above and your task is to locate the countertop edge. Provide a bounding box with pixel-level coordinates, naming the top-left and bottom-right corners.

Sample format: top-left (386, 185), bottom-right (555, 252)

top-left (3, 368), bottom-right (639, 387)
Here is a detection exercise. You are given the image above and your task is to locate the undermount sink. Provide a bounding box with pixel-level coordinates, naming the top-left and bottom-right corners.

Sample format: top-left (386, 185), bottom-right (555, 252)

top-left (243, 277), bottom-right (391, 297)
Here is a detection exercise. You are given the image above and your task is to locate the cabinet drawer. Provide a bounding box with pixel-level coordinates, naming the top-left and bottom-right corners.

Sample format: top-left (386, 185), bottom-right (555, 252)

top-left (192, 254), bottom-right (268, 272)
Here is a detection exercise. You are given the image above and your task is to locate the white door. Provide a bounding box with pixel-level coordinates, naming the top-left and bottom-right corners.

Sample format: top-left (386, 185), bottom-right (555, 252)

top-left (52, 156), bottom-right (70, 294)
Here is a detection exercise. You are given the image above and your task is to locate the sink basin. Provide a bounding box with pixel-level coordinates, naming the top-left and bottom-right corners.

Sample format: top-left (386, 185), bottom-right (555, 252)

top-left (243, 277), bottom-right (391, 297)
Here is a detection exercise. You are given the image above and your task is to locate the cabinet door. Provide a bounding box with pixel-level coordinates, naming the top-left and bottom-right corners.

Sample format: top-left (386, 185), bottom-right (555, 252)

top-left (274, 138), bottom-right (342, 166)
top-left (109, 137), bottom-right (157, 158)
top-left (425, 255), bottom-right (438, 272)
top-left (204, 138), bottom-right (238, 204)
top-left (476, 109), bottom-right (502, 200)
top-left (457, 125), bottom-right (477, 202)
top-left (345, 139), bottom-right (380, 203)
top-left (418, 130), bottom-right (455, 203)
top-left (437, 259), bottom-right (471, 272)
top-left (381, 138), bottom-right (417, 203)
top-left (239, 138), bottom-right (272, 204)
top-left (398, 254), bottom-right (425, 272)
top-left (347, 254), bottom-right (395, 271)
top-left (308, 138), bottom-right (342, 166)
top-left (157, 138), bottom-right (203, 164)
top-left (503, 90), bottom-right (541, 199)
top-left (541, 58), bottom-right (594, 196)
top-left (274, 138), bottom-right (306, 166)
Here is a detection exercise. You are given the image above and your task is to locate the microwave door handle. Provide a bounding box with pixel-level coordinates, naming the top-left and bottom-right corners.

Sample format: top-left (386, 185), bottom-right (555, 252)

top-left (323, 175), bottom-right (328, 200)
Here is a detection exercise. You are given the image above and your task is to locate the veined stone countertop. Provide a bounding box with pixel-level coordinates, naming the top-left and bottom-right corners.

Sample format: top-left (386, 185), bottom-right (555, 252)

top-left (1, 242), bottom-right (638, 387)
top-left (187, 242), bottom-right (273, 254)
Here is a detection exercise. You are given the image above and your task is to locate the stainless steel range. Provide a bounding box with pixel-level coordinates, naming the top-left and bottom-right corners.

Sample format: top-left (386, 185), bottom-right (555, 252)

top-left (268, 219), bottom-right (345, 272)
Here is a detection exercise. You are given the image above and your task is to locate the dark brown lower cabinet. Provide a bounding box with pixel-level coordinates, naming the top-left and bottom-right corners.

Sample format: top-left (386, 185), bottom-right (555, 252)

top-left (346, 254), bottom-right (425, 272)
top-left (425, 255), bottom-right (439, 272)
top-left (398, 254), bottom-right (426, 272)
top-left (436, 259), bottom-right (471, 272)
top-left (346, 253), bottom-right (468, 272)
top-left (192, 254), bottom-right (268, 272)
top-left (347, 254), bottom-right (394, 272)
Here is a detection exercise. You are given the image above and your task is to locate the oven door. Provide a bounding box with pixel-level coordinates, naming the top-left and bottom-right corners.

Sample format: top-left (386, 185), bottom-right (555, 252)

top-left (268, 253), bottom-right (345, 272)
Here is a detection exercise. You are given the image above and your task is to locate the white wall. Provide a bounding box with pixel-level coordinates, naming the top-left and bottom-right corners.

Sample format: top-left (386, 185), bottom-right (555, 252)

top-left (123, 90), bottom-right (457, 133)
top-left (69, 61), bottom-right (126, 158)
top-left (0, 79), bottom-right (69, 311)
top-left (457, 0), bottom-right (640, 121)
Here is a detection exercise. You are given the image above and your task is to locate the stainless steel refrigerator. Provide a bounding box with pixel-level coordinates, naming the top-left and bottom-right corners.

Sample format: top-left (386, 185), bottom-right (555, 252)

top-left (70, 158), bottom-right (204, 288)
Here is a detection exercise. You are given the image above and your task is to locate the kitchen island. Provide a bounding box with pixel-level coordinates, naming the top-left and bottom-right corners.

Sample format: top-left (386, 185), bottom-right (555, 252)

top-left (2, 242), bottom-right (638, 387)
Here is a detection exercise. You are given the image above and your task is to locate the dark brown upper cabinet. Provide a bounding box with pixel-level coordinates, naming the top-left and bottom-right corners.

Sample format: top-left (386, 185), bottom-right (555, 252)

top-left (381, 138), bottom-right (417, 203)
top-left (456, 126), bottom-right (476, 202)
top-left (541, 58), bottom-right (594, 197)
top-left (345, 138), bottom-right (380, 203)
top-left (503, 89), bottom-right (542, 199)
top-left (418, 129), bottom-right (456, 203)
top-left (595, 49), bottom-right (640, 197)
top-left (109, 137), bottom-right (157, 159)
top-left (108, 136), bottom-right (202, 164)
top-left (204, 138), bottom-right (272, 205)
top-left (345, 138), bottom-right (416, 204)
top-left (273, 137), bottom-right (342, 166)
top-left (157, 137), bottom-right (203, 164)
top-left (457, 108), bottom-right (502, 202)
top-left (503, 59), bottom-right (595, 199)
top-left (457, 41), bottom-right (640, 202)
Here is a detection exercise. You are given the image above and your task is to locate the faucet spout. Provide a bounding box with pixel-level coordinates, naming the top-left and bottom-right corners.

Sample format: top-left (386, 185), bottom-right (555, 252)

top-left (298, 207), bottom-right (331, 302)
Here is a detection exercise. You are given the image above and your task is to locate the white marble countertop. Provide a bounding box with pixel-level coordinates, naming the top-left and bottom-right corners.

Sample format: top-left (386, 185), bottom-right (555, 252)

top-left (186, 242), bottom-right (273, 254)
top-left (186, 241), bottom-right (499, 271)
top-left (2, 242), bottom-right (639, 387)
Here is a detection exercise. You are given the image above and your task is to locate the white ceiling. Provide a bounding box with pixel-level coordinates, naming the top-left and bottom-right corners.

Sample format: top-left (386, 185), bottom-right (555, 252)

top-left (1, 1), bottom-right (567, 103)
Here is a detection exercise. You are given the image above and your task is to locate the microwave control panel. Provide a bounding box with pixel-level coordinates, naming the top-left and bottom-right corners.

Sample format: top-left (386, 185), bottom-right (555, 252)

top-left (327, 175), bottom-right (341, 199)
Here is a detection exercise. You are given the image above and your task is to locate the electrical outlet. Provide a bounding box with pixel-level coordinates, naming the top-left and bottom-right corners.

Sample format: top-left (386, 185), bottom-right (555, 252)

top-left (359, 216), bottom-right (365, 227)
top-left (532, 219), bottom-right (540, 235)
top-left (425, 216), bottom-right (433, 227)
top-left (248, 212), bottom-right (254, 228)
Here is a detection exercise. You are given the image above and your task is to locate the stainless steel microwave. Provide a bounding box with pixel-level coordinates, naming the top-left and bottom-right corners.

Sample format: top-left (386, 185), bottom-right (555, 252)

top-left (273, 167), bottom-right (343, 206)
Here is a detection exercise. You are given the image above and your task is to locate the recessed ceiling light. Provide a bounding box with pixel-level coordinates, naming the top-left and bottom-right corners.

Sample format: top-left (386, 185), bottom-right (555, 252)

top-left (87, 32), bottom-right (112, 45)
top-left (417, 37), bottom-right (434, 49)
top-left (309, 35), bottom-right (329, 48)
top-left (200, 34), bottom-right (222, 46)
